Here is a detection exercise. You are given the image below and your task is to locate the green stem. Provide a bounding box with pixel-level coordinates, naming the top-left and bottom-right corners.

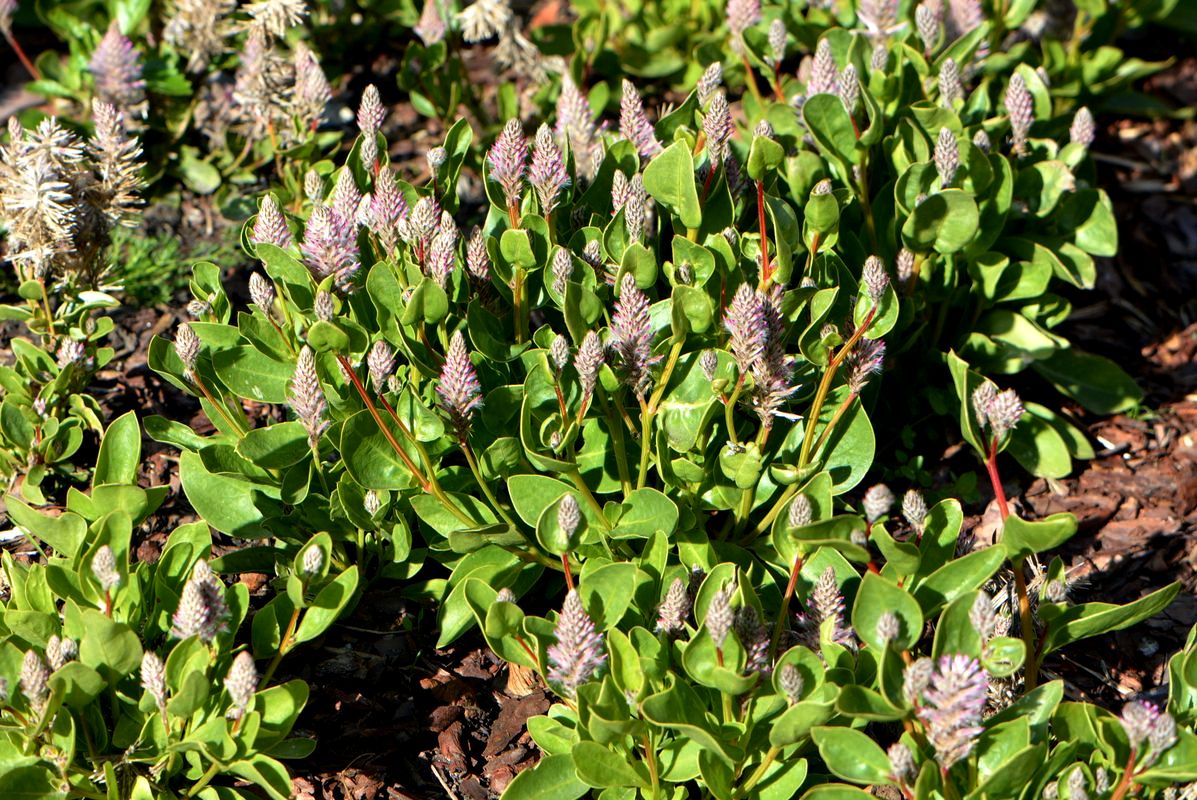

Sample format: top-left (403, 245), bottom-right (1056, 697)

top-left (724, 375), bottom-right (745, 445)
top-left (512, 268), bottom-right (528, 344)
top-left (597, 389), bottom-right (633, 498)
top-left (734, 746), bottom-right (780, 799)
top-left (770, 555), bottom-right (803, 660)
top-left (796, 308), bottom-right (875, 470)
top-left (259, 607), bottom-right (300, 687)
top-left (463, 440), bottom-right (515, 527)
top-left (643, 734), bottom-right (661, 800)
top-left (636, 340), bottom-right (684, 489)
top-left (186, 762), bottom-right (224, 798)
top-left (565, 468), bottom-right (612, 530)
top-left (191, 374), bottom-right (247, 437)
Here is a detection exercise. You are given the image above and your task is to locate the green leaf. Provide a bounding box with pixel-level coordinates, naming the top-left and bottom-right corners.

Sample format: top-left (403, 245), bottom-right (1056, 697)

top-left (1042, 582), bottom-right (1180, 655)
top-left (613, 488), bottom-right (678, 539)
top-left (292, 567), bottom-right (360, 646)
top-left (1002, 513), bottom-right (1077, 560)
top-left (78, 609), bottom-right (142, 676)
top-left (851, 572), bottom-right (923, 651)
top-left (797, 784), bottom-right (875, 800)
top-left (642, 141), bottom-right (702, 229)
top-left (578, 563), bottom-right (639, 631)
top-left (572, 741), bottom-right (648, 788)
top-left (803, 94), bottom-right (859, 171)
top-left (642, 678), bottom-right (740, 765)
top-left (0, 766), bottom-right (66, 799)
top-left (179, 451), bottom-right (272, 536)
top-left (901, 190), bottom-right (979, 253)
top-left (93, 411), bottom-right (140, 487)
top-left (5, 499), bottom-right (86, 558)
top-left (1031, 349), bottom-right (1142, 415)
top-left (237, 422), bottom-right (311, 469)
top-left (501, 753), bottom-right (589, 800)
top-left (212, 346), bottom-right (293, 403)
top-left (812, 727), bottom-right (894, 785)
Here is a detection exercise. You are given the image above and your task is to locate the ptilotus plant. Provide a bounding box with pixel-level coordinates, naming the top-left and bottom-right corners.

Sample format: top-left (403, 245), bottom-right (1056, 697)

top-left (0, 415), bottom-right (318, 800)
top-left (0, 103), bottom-right (144, 501)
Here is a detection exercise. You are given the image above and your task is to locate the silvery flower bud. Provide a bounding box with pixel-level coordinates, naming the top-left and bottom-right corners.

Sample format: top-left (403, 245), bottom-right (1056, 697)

top-left (837, 65), bottom-right (859, 114)
top-left (753, 119), bottom-right (774, 140)
top-left (1045, 580), bottom-right (1067, 604)
top-left (779, 663), bottom-right (804, 704)
top-left (304, 169), bottom-right (324, 203)
top-left (889, 742), bottom-right (915, 783)
top-left (175, 323), bottom-right (201, 376)
top-left (46, 635), bottom-right (76, 671)
top-left (896, 248), bottom-right (915, 288)
top-left (367, 340), bottom-right (395, 392)
top-left (788, 494), bottom-right (812, 528)
top-left (224, 651), bottom-right (258, 720)
top-left (916, 3), bottom-right (939, 54)
top-left (20, 650), bottom-right (50, 710)
top-left (656, 578), bottom-right (690, 634)
top-left (812, 179), bottom-right (833, 195)
top-left (249, 273), bottom-right (276, 316)
top-left (552, 248), bottom-right (573, 295)
top-left (92, 544), bottom-right (121, 591)
top-left (935, 127), bottom-right (959, 187)
top-left (969, 591), bottom-right (995, 639)
top-left (766, 19), bottom-right (786, 67)
top-left (902, 656), bottom-right (933, 703)
top-left (862, 255), bottom-right (889, 301)
top-left (495, 587), bottom-right (517, 604)
top-left (57, 339), bottom-right (86, 368)
top-left (1070, 107), bottom-right (1095, 148)
top-left (876, 611), bottom-right (900, 644)
top-left (550, 335), bottom-right (570, 372)
top-left (902, 489), bottom-right (927, 533)
top-left (706, 585), bottom-right (735, 649)
top-left (314, 290), bottom-right (334, 322)
top-left (862, 484), bottom-right (894, 523)
top-left (871, 44), bottom-right (888, 73)
top-left (558, 494), bottom-right (581, 544)
top-left (697, 62), bottom-right (723, 107)
top-left (938, 58), bottom-right (962, 107)
top-left (141, 651), bottom-right (167, 709)
top-left (427, 146), bottom-right (448, 171)
top-left (301, 545), bottom-right (324, 577)
top-left (973, 129), bottom-right (991, 153)
top-left (700, 349), bottom-right (717, 381)
top-left (364, 489), bottom-right (382, 516)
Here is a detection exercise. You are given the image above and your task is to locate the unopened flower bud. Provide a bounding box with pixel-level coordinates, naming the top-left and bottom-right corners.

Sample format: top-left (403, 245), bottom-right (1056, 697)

top-left (1045, 580), bottom-right (1067, 604)
top-left (304, 169), bottom-right (324, 203)
top-left (301, 545), bottom-right (324, 577)
top-left (969, 591), bottom-right (995, 639)
top-left (876, 611), bottom-right (900, 644)
top-left (779, 663), bottom-right (804, 704)
top-left (427, 146), bottom-right (448, 171)
top-left (224, 651), bottom-right (258, 720)
top-left (20, 650), bottom-right (50, 710)
top-left (364, 489), bottom-right (383, 516)
top-left (862, 256), bottom-right (889, 302)
top-left (656, 578), bottom-right (690, 635)
top-left (889, 742), bottom-right (915, 783)
top-left (896, 248), bottom-right (915, 288)
top-left (939, 58), bottom-right (962, 107)
top-left (314, 290), bottom-right (334, 322)
top-left (706, 584), bottom-right (735, 649)
top-left (863, 484), bottom-right (894, 523)
top-left (1070, 107), bottom-right (1095, 148)
top-left (700, 349), bottom-right (717, 381)
top-left (141, 651), bottom-right (167, 710)
top-left (557, 494), bottom-right (581, 544)
top-left (367, 340), bottom-right (395, 392)
top-left (550, 335), bottom-right (570, 372)
top-left (495, 587), bottom-right (517, 604)
top-left (175, 323), bottom-right (201, 375)
top-left (249, 273), bottom-right (275, 316)
top-left (972, 129), bottom-right (991, 153)
top-left (902, 489), bottom-right (927, 533)
top-left (92, 544), bottom-right (121, 591)
top-left (1005, 74), bottom-right (1034, 154)
top-left (935, 127), bottom-right (959, 187)
top-left (788, 494), bottom-right (812, 528)
top-left (552, 248), bottom-right (573, 295)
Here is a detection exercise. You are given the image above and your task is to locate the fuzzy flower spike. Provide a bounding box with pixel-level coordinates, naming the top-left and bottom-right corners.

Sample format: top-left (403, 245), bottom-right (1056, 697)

top-left (610, 273), bottom-right (657, 399)
top-left (488, 119), bottom-right (528, 217)
top-left (546, 590), bottom-right (606, 698)
top-left (437, 331), bottom-right (483, 438)
top-left (619, 79), bottom-right (663, 160)
top-left (90, 20), bottom-right (146, 113)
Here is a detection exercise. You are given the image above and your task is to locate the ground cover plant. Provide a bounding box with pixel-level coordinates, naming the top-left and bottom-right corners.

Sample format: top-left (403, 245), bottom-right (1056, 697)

top-left (1, 0), bottom-right (1196, 798)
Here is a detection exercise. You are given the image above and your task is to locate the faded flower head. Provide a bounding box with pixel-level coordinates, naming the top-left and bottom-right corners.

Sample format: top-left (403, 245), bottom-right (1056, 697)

top-left (458, 0), bottom-right (511, 42)
top-left (245, 0), bottom-right (307, 39)
top-left (916, 655), bottom-right (988, 769)
top-left (90, 21), bottom-right (146, 112)
top-left (437, 331), bottom-right (483, 436)
top-left (224, 651), bottom-right (258, 720)
top-left (171, 559), bottom-right (230, 643)
top-left (546, 590), bottom-right (606, 697)
top-left (846, 337), bottom-right (885, 395)
top-left (488, 119), bottom-right (528, 209)
top-left (619, 79), bottom-right (662, 160)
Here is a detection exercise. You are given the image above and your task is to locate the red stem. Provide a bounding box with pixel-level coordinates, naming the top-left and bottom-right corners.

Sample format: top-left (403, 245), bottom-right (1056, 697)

top-left (561, 552), bottom-right (574, 592)
top-left (985, 436), bottom-right (1010, 520)
top-left (5, 33), bottom-right (41, 80)
top-left (756, 180), bottom-right (772, 284)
